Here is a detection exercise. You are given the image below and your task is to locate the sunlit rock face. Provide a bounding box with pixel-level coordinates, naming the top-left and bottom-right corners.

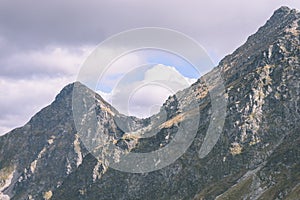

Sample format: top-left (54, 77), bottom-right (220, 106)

top-left (0, 6), bottom-right (299, 200)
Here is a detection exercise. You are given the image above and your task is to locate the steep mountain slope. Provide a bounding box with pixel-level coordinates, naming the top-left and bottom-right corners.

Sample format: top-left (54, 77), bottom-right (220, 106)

top-left (0, 6), bottom-right (299, 200)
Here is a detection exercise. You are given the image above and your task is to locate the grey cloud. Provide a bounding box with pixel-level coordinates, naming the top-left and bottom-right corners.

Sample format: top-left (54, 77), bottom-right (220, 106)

top-left (0, 0), bottom-right (299, 59)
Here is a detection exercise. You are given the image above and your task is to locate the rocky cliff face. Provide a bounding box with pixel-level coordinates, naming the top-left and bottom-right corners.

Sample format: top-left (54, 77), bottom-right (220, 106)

top-left (0, 6), bottom-right (299, 200)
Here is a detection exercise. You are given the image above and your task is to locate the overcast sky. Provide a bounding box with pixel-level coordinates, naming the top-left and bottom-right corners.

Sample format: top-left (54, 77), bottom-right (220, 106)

top-left (0, 0), bottom-right (300, 135)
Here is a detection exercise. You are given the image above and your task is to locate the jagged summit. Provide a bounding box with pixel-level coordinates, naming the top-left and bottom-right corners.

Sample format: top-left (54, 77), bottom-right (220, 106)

top-left (273, 6), bottom-right (299, 16)
top-left (260, 5), bottom-right (299, 36)
top-left (0, 7), bottom-right (300, 200)
top-left (219, 6), bottom-right (299, 69)
top-left (54, 81), bottom-right (105, 104)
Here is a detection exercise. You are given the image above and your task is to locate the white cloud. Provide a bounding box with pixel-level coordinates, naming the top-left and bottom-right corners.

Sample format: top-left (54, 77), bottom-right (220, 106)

top-left (96, 52), bottom-right (146, 91)
top-left (0, 45), bottom-right (95, 135)
top-left (0, 76), bottom-right (75, 135)
top-left (98, 64), bottom-right (195, 118)
top-left (0, 45), bottom-right (94, 78)
top-left (144, 64), bottom-right (196, 85)
top-left (95, 49), bottom-right (199, 93)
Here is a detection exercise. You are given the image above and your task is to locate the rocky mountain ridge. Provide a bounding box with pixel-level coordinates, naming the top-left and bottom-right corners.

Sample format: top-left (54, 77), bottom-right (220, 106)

top-left (0, 6), bottom-right (299, 200)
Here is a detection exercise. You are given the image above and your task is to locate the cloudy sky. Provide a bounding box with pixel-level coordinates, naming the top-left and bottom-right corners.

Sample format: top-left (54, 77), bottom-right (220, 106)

top-left (1, 0), bottom-right (300, 135)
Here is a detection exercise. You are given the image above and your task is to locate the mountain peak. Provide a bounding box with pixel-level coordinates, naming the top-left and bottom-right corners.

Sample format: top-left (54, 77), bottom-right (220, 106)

top-left (1, 7), bottom-right (300, 200)
top-left (219, 6), bottom-right (299, 73)
top-left (54, 81), bottom-right (107, 106)
top-left (274, 6), bottom-right (292, 14)
top-left (273, 6), bottom-right (300, 16)
top-left (269, 6), bottom-right (299, 24)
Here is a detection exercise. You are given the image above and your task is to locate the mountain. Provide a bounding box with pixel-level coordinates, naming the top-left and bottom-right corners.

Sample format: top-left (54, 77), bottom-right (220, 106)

top-left (1, 6), bottom-right (299, 200)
